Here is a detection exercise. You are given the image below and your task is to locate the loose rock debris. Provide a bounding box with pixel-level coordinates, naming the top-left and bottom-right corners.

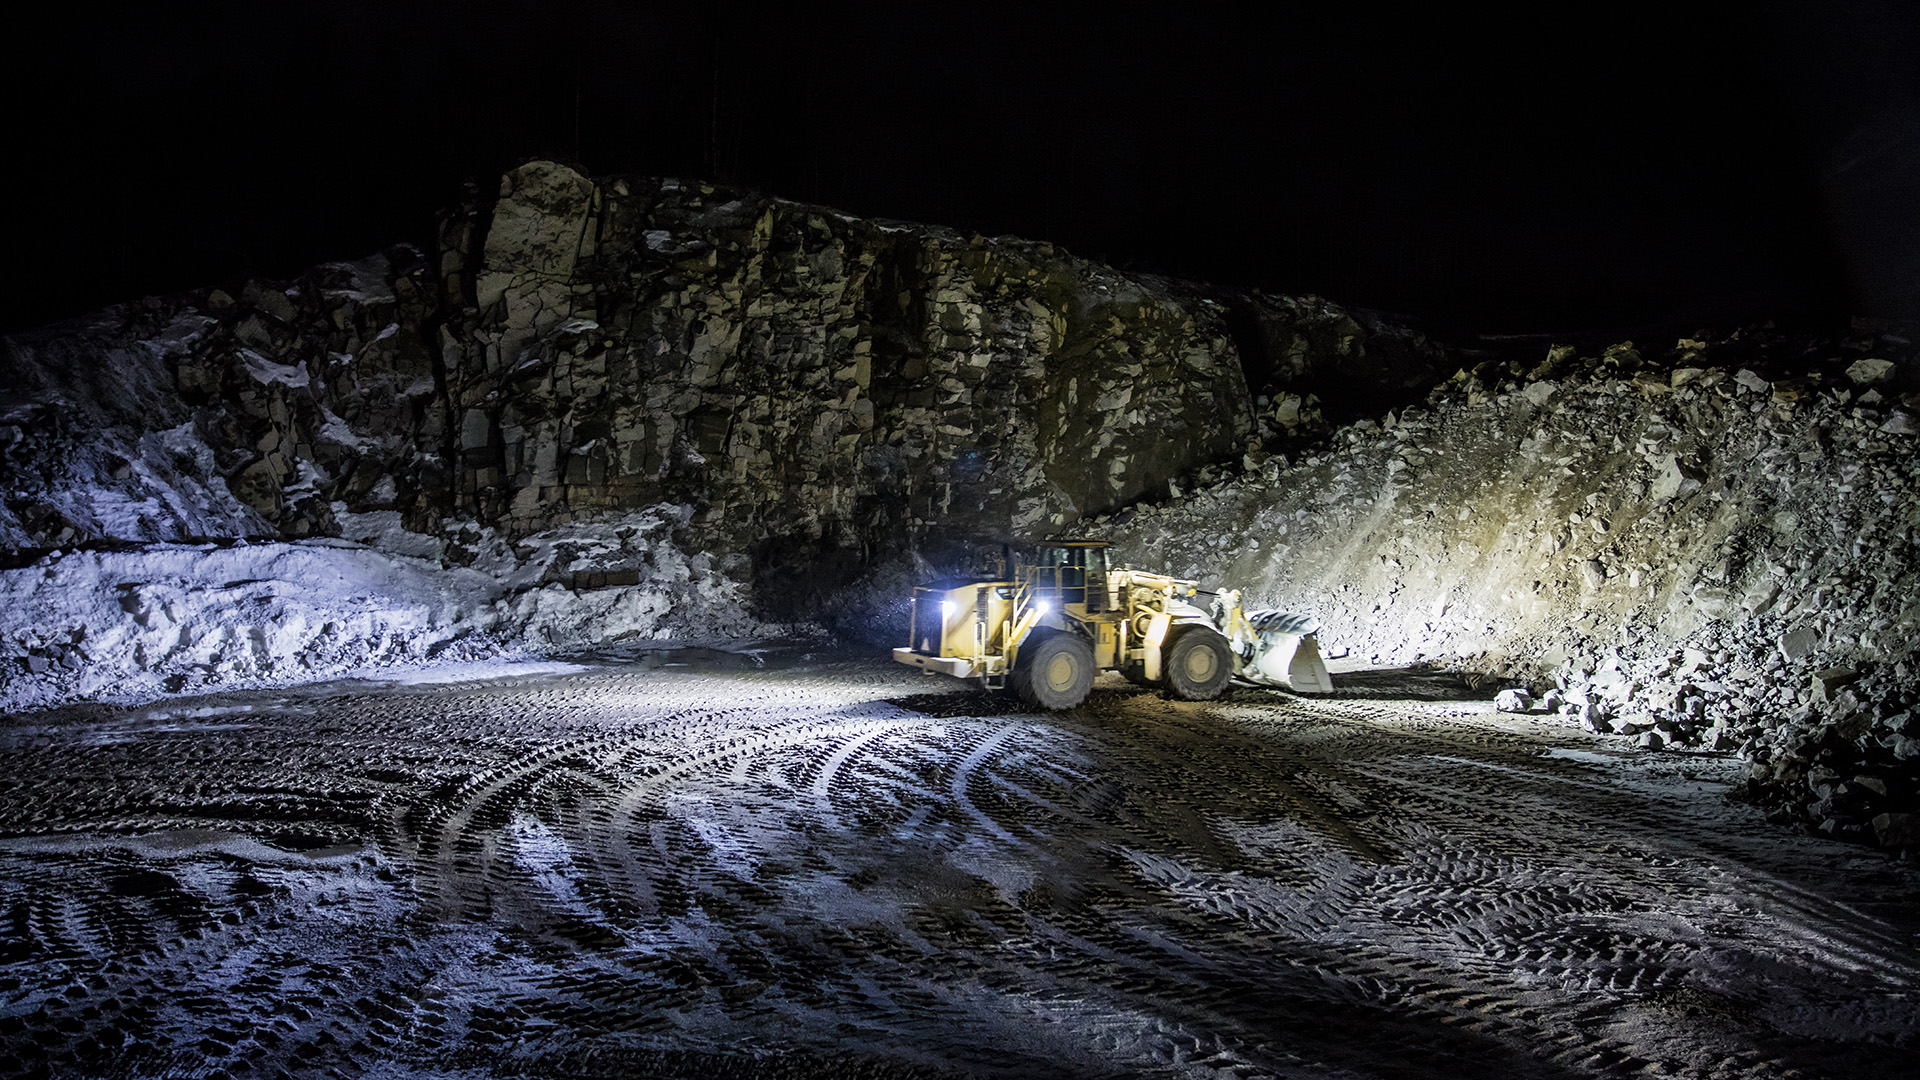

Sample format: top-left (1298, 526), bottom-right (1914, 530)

top-left (1107, 324), bottom-right (1920, 846)
top-left (1, 658), bottom-right (1915, 1078)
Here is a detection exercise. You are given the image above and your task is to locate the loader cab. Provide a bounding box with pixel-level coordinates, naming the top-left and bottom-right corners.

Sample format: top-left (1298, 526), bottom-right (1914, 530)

top-left (1024, 540), bottom-right (1112, 613)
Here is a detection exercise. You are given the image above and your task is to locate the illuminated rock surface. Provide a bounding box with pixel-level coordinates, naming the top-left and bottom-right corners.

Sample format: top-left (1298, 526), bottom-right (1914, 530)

top-left (1106, 330), bottom-right (1920, 842)
top-left (0, 161), bottom-right (1298, 566)
top-left (0, 161), bottom-right (1431, 694)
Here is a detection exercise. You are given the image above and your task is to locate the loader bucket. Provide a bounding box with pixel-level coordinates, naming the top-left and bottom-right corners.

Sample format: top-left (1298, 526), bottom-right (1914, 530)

top-left (1254, 632), bottom-right (1334, 693)
top-left (1246, 610), bottom-right (1334, 694)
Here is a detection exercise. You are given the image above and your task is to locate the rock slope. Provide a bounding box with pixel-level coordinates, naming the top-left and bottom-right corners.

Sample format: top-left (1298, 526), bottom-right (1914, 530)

top-left (1105, 325), bottom-right (1920, 849)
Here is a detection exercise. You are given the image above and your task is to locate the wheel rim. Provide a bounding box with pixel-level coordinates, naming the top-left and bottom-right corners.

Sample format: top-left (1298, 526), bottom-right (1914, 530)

top-left (1183, 644), bottom-right (1218, 682)
top-left (1044, 651), bottom-right (1079, 692)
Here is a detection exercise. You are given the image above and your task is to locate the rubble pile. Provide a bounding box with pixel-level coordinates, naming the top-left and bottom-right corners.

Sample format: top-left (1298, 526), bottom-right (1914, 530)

top-left (1105, 325), bottom-right (1920, 850)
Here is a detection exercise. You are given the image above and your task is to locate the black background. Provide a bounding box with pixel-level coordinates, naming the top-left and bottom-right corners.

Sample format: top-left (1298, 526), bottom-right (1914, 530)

top-left (5, 3), bottom-right (1916, 335)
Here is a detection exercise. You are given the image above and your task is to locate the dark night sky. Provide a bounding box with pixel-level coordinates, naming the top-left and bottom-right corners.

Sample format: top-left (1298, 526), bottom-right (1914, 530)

top-left (5, 3), bottom-right (1917, 335)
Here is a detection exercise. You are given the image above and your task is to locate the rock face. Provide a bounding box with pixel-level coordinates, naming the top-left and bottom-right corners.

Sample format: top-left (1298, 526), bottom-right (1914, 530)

top-left (4, 162), bottom-right (1398, 609)
top-left (0, 161), bottom-right (1437, 700)
top-left (436, 163), bottom-right (1264, 607)
top-left (0, 252), bottom-right (444, 546)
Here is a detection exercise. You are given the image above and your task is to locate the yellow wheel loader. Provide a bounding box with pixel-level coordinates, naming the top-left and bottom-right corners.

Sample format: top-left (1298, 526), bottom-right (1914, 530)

top-left (892, 540), bottom-right (1333, 709)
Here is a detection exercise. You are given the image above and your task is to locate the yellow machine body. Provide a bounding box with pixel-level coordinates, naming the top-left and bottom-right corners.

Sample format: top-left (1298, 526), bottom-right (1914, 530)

top-left (892, 540), bottom-right (1333, 707)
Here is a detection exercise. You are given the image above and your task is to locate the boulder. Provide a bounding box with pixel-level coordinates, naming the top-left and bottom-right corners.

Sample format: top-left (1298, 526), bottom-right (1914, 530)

top-left (1778, 625), bottom-right (1820, 662)
top-left (1812, 667), bottom-right (1861, 706)
top-left (1845, 357), bottom-right (1896, 385)
top-left (1852, 775), bottom-right (1890, 799)
top-left (1580, 560), bottom-right (1608, 589)
top-left (1650, 455), bottom-right (1705, 502)
top-left (1872, 812), bottom-right (1919, 850)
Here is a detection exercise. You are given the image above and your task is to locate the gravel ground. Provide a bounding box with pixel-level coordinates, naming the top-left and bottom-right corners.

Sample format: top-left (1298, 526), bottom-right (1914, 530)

top-left (1, 651), bottom-right (1916, 1079)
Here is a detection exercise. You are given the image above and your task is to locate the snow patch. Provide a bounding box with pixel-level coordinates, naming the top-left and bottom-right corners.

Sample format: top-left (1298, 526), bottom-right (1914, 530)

top-left (318, 407), bottom-right (378, 450)
top-left (356, 659), bottom-right (590, 686)
top-left (240, 348), bottom-right (310, 388)
top-left (0, 505), bottom-right (802, 714)
top-left (138, 313), bottom-right (218, 361)
top-left (330, 503), bottom-right (444, 560)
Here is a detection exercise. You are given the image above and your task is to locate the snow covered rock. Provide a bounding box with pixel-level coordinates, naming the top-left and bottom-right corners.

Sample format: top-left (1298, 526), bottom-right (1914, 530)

top-left (0, 542), bottom-right (498, 710)
top-left (0, 505), bottom-right (785, 713)
top-left (1494, 688), bottom-right (1533, 713)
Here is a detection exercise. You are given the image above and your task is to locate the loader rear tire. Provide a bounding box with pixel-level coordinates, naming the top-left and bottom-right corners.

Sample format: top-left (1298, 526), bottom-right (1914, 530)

top-left (1013, 631), bottom-right (1096, 710)
top-left (1164, 627), bottom-right (1232, 701)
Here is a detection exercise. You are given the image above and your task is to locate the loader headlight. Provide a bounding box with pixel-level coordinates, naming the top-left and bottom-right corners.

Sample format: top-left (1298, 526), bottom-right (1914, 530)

top-left (941, 601), bottom-right (954, 620)
top-left (1034, 599), bottom-right (1051, 616)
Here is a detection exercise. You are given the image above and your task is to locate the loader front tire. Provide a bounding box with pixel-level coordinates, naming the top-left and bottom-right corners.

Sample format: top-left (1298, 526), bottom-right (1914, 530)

top-left (1013, 631), bottom-right (1096, 710)
top-left (1164, 627), bottom-right (1232, 701)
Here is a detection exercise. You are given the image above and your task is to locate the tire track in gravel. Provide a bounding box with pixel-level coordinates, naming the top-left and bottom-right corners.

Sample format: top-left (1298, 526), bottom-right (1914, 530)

top-left (776, 693), bottom-right (1521, 1074)
top-left (400, 663), bottom-right (931, 921)
top-left (1, 659), bottom-right (1916, 1079)
top-left (947, 721), bottom-right (1031, 847)
top-left (961, 696), bottom-right (1592, 1075)
top-left (411, 729), bottom-right (646, 917)
top-left (1148, 693), bottom-right (1915, 1078)
top-left (429, 701), bottom-right (1178, 1071)
top-left (1229, 694), bottom-right (1920, 993)
top-left (545, 675), bottom-right (1908, 1077)
top-left (582, 711), bottom-right (933, 921)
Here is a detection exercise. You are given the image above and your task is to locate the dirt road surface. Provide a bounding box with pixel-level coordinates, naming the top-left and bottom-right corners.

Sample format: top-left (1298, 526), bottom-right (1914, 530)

top-left (1, 652), bottom-right (1916, 1078)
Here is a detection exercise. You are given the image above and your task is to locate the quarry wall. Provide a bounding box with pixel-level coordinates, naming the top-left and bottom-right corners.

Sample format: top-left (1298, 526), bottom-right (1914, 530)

top-left (0, 162), bottom-right (1301, 578)
top-left (0, 160), bottom-right (1435, 625)
top-left (0, 159), bottom-right (1427, 703)
top-left (2, 161), bottom-right (1918, 843)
